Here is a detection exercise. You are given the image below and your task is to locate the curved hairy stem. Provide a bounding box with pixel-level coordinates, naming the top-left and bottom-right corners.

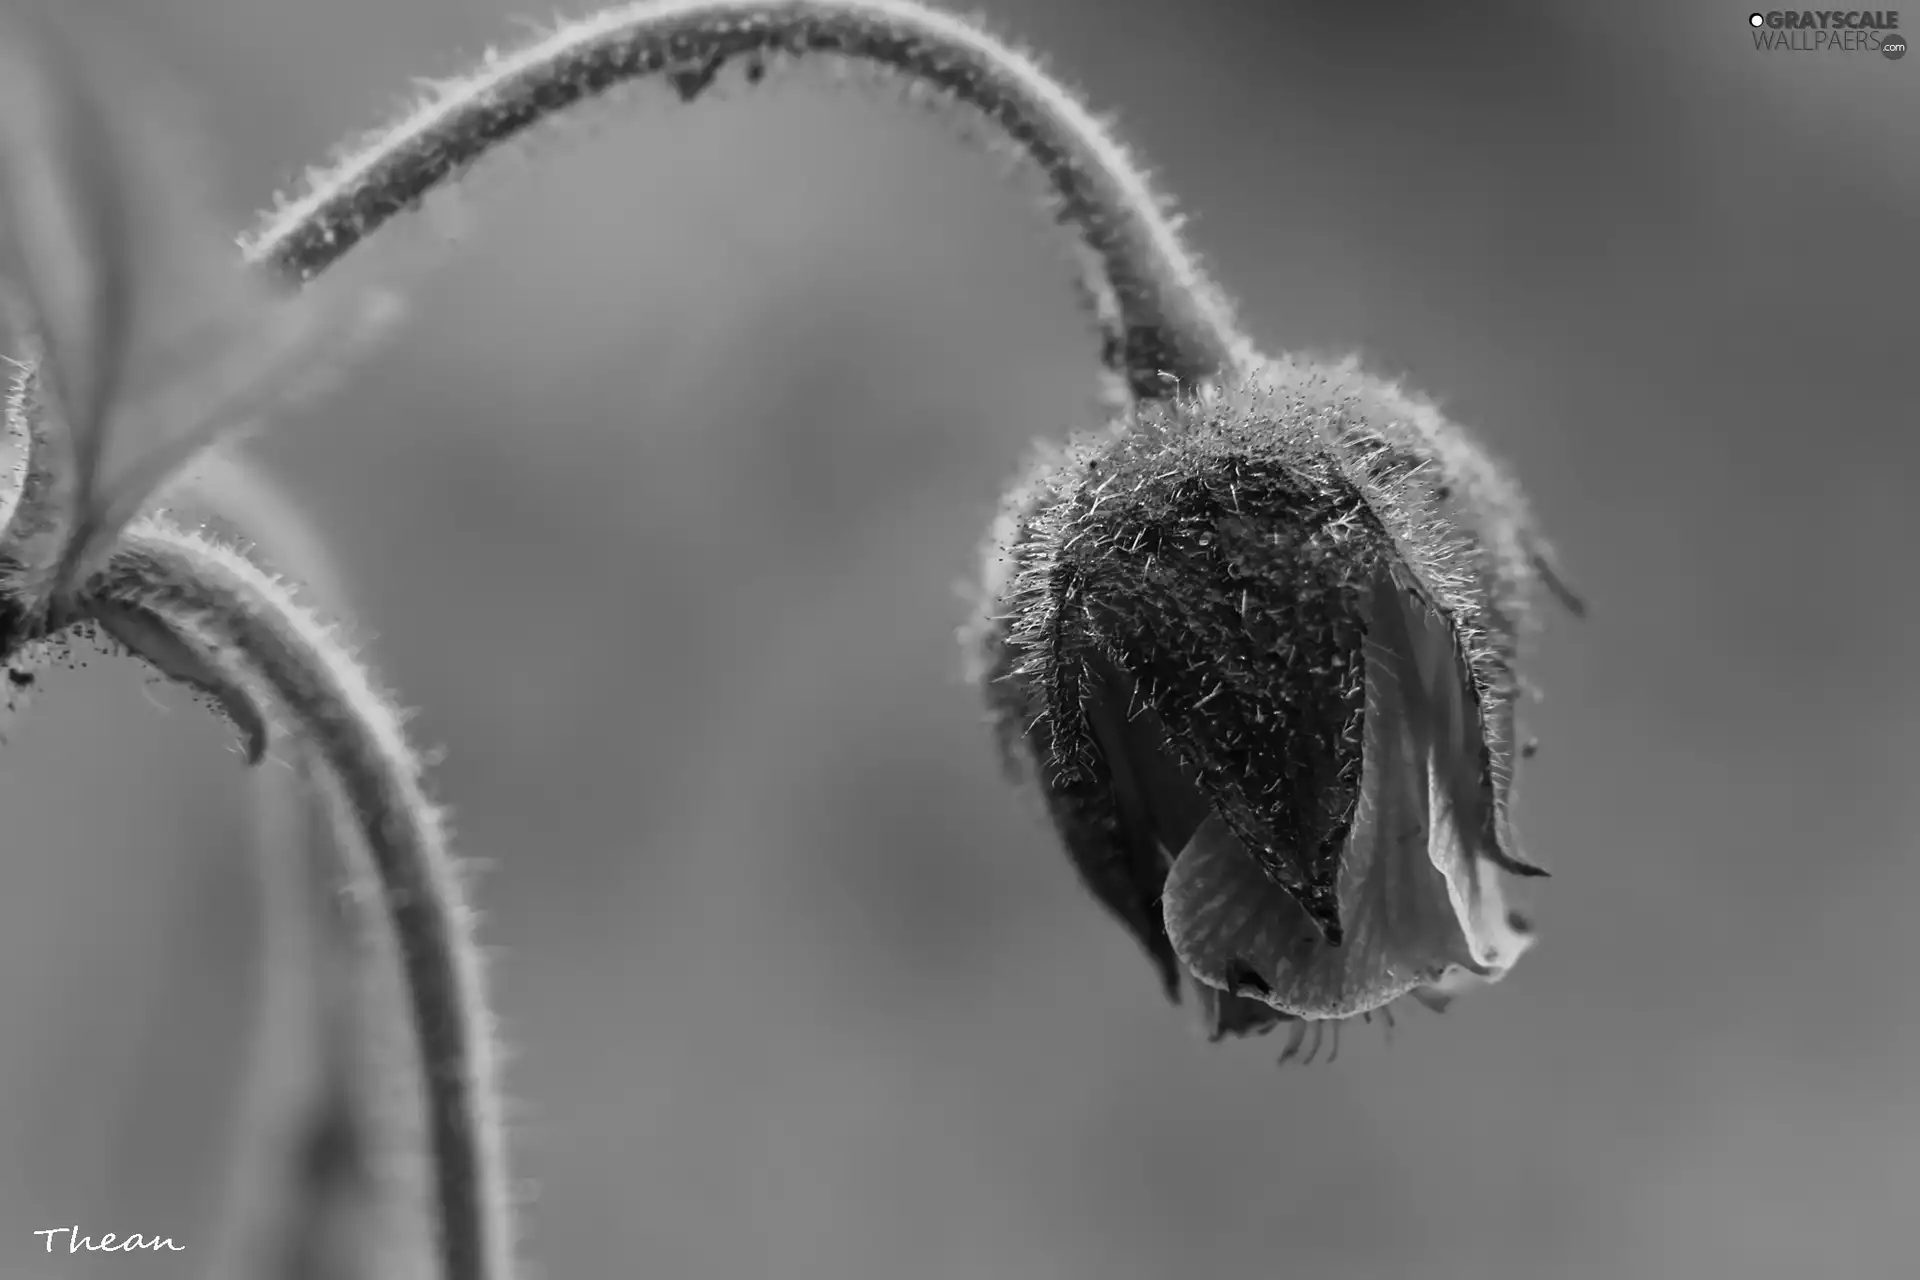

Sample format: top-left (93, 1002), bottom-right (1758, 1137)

top-left (242, 0), bottom-right (1257, 401)
top-left (76, 522), bottom-right (514, 1280)
top-left (180, 456), bottom-right (423, 1280)
top-left (206, 741), bottom-right (386, 1280)
top-left (225, 760), bottom-right (433, 1280)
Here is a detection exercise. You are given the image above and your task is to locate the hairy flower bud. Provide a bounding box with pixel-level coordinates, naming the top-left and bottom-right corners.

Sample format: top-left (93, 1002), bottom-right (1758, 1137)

top-left (967, 359), bottom-right (1555, 1038)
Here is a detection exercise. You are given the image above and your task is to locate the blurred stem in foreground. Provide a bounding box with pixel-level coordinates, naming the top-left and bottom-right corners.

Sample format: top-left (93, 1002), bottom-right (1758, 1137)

top-left (1, 1), bottom-right (508, 1274)
top-left (68, 522), bottom-right (511, 1280)
top-left (183, 451), bottom-right (431, 1280)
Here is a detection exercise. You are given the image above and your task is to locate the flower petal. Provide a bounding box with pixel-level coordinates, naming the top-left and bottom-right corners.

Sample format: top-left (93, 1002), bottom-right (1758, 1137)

top-left (1192, 980), bottom-right (1290, 1042)
top-left (1370, 566), bottom-right (1539, 972)
top-left (1372, 542), bottom-right (1545, 879)
top-left (1029, 652), bottom-right (1211, 1002)
top-left (1294, 357), bottom-right (1557, 878)
top-left (1163, 565), bottom-right (1532, 1019)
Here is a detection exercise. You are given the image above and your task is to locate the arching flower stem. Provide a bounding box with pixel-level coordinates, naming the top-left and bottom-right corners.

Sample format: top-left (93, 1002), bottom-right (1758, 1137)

top-left (68, 523), bottom-right (514, 1280)
top-left (241, 0), bottom-right (1260, 403)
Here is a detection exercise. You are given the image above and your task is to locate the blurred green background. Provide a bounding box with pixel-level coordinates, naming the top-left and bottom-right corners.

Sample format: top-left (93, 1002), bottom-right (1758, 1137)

top-left (1, 1), bottom-right (1915, 1277)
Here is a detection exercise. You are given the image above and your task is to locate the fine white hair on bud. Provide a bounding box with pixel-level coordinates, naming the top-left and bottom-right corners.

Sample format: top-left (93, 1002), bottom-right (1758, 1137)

top-left (969, 359), bottom-right (1568, 1045)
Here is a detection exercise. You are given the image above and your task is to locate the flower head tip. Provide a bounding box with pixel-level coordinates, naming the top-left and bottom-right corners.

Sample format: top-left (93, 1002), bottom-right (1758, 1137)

top-left (968, 364), bottom-right (1550, 1044)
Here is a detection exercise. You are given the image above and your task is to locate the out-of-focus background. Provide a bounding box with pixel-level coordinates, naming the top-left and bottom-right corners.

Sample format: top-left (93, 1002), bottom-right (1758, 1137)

top-left (1, 0), bottom-right (1915, 1277)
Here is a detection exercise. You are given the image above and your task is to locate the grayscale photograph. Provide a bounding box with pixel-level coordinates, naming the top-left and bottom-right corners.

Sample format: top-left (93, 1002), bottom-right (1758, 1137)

top-left (0, 2), bottom-right (1909, 1278)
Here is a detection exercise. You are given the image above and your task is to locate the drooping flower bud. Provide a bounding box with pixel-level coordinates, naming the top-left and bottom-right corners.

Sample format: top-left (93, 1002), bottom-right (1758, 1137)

top-left (966, 357), bottom-right (1555, 1035)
